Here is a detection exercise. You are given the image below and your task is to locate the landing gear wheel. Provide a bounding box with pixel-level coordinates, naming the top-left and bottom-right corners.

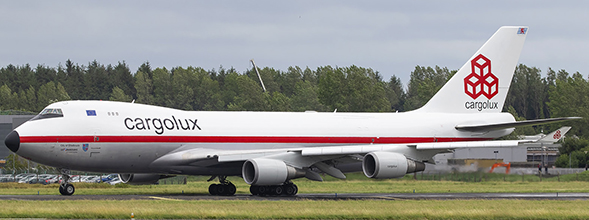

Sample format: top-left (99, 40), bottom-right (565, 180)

top-left (58, 169), bottom-right (74, 196)
top-left (59, 183), bottom-right (75, 196)
top-left (207, 176), bottom-right (236, 196)
top-left (250, 183), bottom-right (298, 196)
top-left (208, 183), bottom-right (236, 196)
top-left (215, 184), bottom-right (226, 195)
top-left (284, 184), bottom-right (298, 196)
top-left (250, 185), bottom-right (260, 195)
top-left (208, 184), bottom-right (218, 195)
top-left (257, 186), bottom-right (268, 195)
top-left (225, 183), bottom-right (236, 195)
top-left (272, 185), bottom-right (283, 195)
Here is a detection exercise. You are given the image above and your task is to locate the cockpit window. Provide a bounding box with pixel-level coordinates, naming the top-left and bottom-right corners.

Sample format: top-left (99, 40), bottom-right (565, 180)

top-left (41, 108), bottom-right (63, 115)
top-left (30, 108), bottom-right (64, 121)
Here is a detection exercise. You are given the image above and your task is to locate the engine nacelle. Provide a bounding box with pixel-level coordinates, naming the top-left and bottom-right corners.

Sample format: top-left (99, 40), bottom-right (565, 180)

top-left (242, 158), bottom-right (305, 185)
top-left (118, 174), bottom-right (169, 185)
top-left (362, 152), bottom-right (425, 179)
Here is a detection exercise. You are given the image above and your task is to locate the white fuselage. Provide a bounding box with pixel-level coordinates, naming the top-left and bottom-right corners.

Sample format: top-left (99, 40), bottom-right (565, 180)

top-left (12, 100), bottom-right (515, 174)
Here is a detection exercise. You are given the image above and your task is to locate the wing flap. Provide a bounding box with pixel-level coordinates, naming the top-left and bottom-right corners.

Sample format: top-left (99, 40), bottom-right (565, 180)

top-left (415, 140), bottom-right (521, 150)
top-left (218, 152), bottom-right (283, 162)
top-left (301, 140), bottom-right (524, 156)
top-left (152, 139), bottom-right (533, 166)
top-left (301, 145), bottom-right (397, 156)
top-left (455, 117), bottom-right (581, 132)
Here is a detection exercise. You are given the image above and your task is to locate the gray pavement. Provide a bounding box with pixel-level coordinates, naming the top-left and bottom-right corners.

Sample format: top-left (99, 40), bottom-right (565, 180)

top-left (1, 192), bottom-right (589, 201)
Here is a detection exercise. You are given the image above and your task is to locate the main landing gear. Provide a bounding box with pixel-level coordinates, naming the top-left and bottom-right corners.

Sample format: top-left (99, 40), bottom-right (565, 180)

top-left (59, 169), bottom-right (75, 196)
top-left (207, 176), bottom-right (236, 196)
top-left (206, 176), bottom-right (298, 196)
top-left (250, 182), bottom-right (298, 196)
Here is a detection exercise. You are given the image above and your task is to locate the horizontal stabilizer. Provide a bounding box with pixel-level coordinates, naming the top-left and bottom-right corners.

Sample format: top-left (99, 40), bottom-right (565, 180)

top-left (455, 117), bottom-right (581, 132)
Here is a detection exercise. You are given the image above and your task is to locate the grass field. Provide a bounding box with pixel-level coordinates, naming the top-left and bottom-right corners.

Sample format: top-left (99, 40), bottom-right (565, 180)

top-left (2, 199), bottom-right (589, 219)
top-left (2, 172), bottom-right (589, 195)
top-left (1, 172), bottom-right (588, 219)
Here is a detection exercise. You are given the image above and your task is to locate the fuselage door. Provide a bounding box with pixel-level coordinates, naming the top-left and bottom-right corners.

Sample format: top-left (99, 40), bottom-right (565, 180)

top-left (89, 129), bottom-right (101, 157)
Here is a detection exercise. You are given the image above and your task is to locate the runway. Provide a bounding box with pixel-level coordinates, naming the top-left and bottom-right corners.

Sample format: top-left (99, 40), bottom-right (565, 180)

top-left (1, 193), bottom-right (589, 201)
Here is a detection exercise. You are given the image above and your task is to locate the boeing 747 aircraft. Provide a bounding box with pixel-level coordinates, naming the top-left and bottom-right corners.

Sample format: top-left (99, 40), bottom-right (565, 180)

top-left (3, 26), bottom-right (579, 196)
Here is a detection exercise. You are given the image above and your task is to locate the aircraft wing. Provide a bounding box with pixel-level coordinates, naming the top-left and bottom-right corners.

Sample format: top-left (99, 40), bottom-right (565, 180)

top-left (151, 139), bottom-right (527, 166)
top-left (455, 117), bottom-right (581, 132)
top-left (149, 130), bottom-right (558, 181)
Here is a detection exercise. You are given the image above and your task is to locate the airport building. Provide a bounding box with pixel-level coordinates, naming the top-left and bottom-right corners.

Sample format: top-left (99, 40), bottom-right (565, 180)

top-left (433, 142), bottom-right (561, 170)
top-left (0, 115), bottom-right (34, 160)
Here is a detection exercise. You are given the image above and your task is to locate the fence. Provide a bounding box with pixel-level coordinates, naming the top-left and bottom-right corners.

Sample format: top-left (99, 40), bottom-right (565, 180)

top-left (411, 168), bottom-right (589, 182)
top-left (159, 176), bottom-right (187, 185)
top-left (0, 172), bottom-right (188, 185)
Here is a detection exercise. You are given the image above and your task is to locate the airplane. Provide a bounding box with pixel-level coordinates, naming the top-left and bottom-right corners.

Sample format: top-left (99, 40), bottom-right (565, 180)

top-left (3, 26), bottom-right (580, 196)
top-left (520, 126), bottom-right (571, 143)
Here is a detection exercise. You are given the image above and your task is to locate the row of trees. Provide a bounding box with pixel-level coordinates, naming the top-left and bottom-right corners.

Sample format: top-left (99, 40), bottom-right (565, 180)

top-left (0, 60), bottom-right (407, 113)
top-left (1, 60), bottom-right (589, 167)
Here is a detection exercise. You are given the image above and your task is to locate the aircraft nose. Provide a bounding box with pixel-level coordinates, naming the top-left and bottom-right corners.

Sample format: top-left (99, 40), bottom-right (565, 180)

top-left (4, 131), bottom-right (20, 153)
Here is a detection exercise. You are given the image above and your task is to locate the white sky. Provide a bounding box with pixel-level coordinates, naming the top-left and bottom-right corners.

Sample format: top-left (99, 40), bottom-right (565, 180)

top-left (1, 1), bottom-right (588, 85)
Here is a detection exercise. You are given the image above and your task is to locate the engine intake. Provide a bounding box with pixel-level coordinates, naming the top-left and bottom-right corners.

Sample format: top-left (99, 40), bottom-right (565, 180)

top-left (362, 152), bottom-right (425, 179)
top-left (242, 158), bottom-right (306, 185)
top-left (118, 173), bottom-right (171, 185)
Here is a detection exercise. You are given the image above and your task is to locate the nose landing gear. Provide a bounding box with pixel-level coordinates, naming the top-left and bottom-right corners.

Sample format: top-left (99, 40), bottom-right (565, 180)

top-left (58, 169), bottom-right (75, 196)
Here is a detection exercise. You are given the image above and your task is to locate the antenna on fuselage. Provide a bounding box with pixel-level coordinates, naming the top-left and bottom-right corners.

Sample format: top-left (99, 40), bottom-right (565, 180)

top-left (250, 59), bottom-right (267, 92)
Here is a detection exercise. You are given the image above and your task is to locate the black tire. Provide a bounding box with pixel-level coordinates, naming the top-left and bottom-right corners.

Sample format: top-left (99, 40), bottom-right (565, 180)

top-left (215, 184), bottom-right (226, 195)
top-left (258, 185), bottom-right (268, 195)
top-left (272, 186), bottom-right (283, 195)
top-left (225, 184), bottom-right (236, 196)
top-left (208, 184), bottom-right (218, 195)
top-left (250, 185), bottom-right (259, 195)
top-left (284, 184), bottom-right (297, 196)
top-left (60, 184), bottom-right (75, 196)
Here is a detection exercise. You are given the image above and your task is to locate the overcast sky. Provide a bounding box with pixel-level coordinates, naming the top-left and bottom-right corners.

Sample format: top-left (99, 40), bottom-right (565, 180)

top-left (1, 1), bottom-right (587, 85)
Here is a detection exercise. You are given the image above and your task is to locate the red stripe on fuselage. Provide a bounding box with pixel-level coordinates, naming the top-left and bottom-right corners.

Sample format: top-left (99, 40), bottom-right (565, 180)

top-left (19, 136), bottom-right (491, 144)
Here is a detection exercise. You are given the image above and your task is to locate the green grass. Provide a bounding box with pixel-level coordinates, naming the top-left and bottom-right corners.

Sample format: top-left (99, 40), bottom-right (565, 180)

top-left (1, 172), bottom-right (589, 219)
top-left (1, 172), bottom-right (589, 195)
top-left (1, 199), bottom-right (589, 219)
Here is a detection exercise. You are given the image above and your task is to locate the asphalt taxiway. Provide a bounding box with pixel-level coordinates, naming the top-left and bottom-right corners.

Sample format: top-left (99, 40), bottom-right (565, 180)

top-left (1, 193), bottom-right (589, 201)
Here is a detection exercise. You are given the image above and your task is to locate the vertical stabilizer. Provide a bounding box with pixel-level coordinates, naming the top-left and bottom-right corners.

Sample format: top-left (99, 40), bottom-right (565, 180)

top-left (417, 26), bottom-right (528, 113)
top-left (538, 126), bottom-right (571, 143)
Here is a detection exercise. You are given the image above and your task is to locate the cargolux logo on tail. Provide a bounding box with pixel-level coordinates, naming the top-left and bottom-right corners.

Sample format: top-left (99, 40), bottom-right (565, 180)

top-left (463, 54), bottom-right (499, 111)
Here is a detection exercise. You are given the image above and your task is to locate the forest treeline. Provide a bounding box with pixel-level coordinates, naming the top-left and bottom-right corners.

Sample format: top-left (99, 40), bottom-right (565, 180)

top-left (0, 60), bottom-right (589, 167)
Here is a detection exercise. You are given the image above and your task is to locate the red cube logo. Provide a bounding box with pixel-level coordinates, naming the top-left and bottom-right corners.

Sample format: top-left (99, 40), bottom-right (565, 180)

top-left (464, 54), bottom-right (498, 99)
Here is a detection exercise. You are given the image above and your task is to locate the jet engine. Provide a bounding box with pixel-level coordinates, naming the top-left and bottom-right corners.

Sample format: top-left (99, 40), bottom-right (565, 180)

top-left (362, 152), bottom-right (425, 179)
top-left (118, 173), bottom-right (170, 185)
top-left (242, 158), bottom-right (306, 185)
